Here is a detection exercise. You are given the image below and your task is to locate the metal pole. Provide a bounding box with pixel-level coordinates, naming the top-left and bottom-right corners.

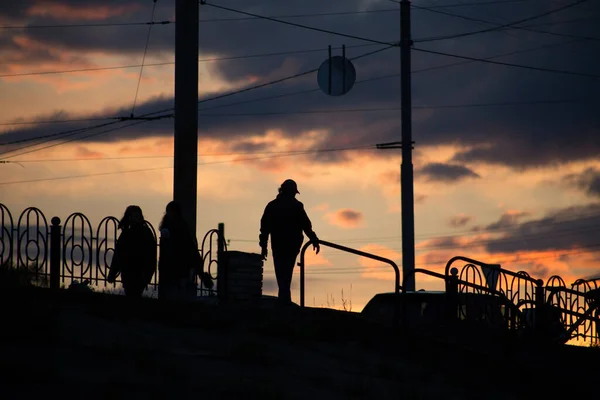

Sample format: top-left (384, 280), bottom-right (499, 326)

top-left (174, 0), bottom-right (199, 236)
top-left (50, 217), bottom-right (61, 291)
top-left (217, 222), bottom-right (226, 299)
top-left (400, 0), bottom-right (415, 291)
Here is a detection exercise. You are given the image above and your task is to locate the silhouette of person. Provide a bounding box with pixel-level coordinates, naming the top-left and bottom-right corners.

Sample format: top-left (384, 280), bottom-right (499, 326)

top-left (107, 205), bottom-right (157, 297)
top-left (158, 201), bottom-right (212, 301)
top-left (259, 179), bottom-right (320, 304)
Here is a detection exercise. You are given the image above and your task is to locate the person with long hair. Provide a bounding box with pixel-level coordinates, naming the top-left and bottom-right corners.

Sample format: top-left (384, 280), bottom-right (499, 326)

top-left (107, 205), bottom-right (157, 297)
top-left (158, 201), bottom-right (212, 301)
top-left (259, 179), bottom-right (320, 304)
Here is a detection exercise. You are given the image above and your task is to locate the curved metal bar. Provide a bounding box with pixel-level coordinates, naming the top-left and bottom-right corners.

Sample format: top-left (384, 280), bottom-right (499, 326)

top-left (298, 239), bottom-right (400, 307)
top-left (62, 212), bottom-right (93, 283)
top-left (16, 207), bottom-right (49, 279)
top-left (445, 255), bottom-right (542, 286)
top-left (95, 216), bottom-right (119, 286)
top-left (0, 203), bottom-right (15, 267)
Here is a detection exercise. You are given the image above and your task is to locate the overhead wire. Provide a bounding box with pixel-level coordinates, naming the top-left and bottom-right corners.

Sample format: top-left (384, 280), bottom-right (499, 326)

top-left (0, 44), bottom-right (394, 157)
top-left (412, 3), bottom-right (600, 42)
top-left (200, 1), bottom-right (397, 47)
top-left (0, 21), bottom-right (173, 29)
top-left (198, 8), bottom-right (400, 22)
top-left (130, 0), bottom-right (159, 118)
top-left (293, 245), bottom-right (600, 275)
top-left (0, 145), bottom-right (377, 185)
top-left (2, 13), bottom-right (593, 81)
top-left (414, 0), bottom-right (591, 43)
top-left (2, 33), bottom-right (589, 154)
top-left (0, 43), bottom-right (380, 80)
top-left (412, 47), bottom-right (600, 78)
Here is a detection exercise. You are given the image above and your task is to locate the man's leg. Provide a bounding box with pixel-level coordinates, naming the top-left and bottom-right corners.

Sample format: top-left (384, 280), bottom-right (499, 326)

top-left (273, 251), bottom-right (296, 303)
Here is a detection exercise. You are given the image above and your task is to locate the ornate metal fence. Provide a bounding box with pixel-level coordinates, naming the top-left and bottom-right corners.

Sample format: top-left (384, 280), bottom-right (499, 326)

top-left (0, 204), bottom-right (220, 297)
top-left (445, 256), bottom-right (600, 345)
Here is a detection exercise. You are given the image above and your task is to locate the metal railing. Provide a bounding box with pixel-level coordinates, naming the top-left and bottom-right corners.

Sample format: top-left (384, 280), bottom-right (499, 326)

top-left (298, 239), bottom-right (400, 307)
top-left (0, 204), bottom-right (221, 296)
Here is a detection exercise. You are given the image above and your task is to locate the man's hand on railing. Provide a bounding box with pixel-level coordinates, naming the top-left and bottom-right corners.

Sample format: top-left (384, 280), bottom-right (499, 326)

top-left (313, 241), bottom-right (320, 255)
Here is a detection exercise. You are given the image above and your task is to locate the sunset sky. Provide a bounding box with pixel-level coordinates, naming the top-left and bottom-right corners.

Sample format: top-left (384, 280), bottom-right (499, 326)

top-left (0, 0), bottom-right (599, 310)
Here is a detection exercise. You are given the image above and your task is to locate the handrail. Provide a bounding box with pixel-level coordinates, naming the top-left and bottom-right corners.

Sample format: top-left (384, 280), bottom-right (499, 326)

top-left (298, 239), bottom-right (401, 307)
top-left (445, 255), bottom-right (543, 286)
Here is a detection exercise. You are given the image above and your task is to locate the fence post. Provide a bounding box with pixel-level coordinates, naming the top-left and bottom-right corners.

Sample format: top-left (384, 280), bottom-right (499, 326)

top-left (535, 279), bottom-right (545, 332)
top-left (217, 222), bottom-right (226, 300)
top-left (446, 267), bottom-right (459, 322)
top-left (50, 217), bottom-right (61, 290)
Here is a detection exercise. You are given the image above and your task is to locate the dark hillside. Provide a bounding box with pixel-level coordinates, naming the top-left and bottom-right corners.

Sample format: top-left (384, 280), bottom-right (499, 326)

top-left (1, 287), bottom-right (597, 399)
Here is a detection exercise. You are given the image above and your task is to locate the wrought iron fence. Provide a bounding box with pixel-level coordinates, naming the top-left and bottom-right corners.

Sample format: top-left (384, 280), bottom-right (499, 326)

top-left (445, 256), bottom-right (600, 345)
top-left (0, 204), bottom-right (221, 297)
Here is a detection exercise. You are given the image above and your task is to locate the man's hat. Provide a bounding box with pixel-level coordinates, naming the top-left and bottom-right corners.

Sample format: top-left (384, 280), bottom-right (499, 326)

top-left (280, 179), bottom-right (300, 194)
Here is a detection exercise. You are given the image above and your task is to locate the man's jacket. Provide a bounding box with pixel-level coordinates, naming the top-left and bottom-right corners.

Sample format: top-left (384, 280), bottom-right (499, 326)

top-left (259, 193), bottom-right (318, 255)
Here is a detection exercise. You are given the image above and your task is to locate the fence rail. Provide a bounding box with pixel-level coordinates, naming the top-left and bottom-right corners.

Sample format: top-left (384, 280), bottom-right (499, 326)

top-left (0, 204), bottom-right (220, 296)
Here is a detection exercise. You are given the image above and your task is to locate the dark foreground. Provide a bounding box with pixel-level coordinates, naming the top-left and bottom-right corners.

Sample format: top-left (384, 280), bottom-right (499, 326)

top-left (1, 287), bottom-right (598, 399)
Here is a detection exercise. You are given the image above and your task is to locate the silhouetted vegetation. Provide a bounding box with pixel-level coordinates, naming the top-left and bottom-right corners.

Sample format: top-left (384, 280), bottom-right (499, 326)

top-left (0, 261), bottom-right (48, 289)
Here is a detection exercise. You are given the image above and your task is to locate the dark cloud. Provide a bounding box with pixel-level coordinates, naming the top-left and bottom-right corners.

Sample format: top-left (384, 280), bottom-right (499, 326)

top-left (563, 167), bottom-right (600, 198)
top-left (327, 208), bottom-right (364, 228)
top-left (482, 203), bottom-right (600, 254)
top-left (448, 214), bottom-right (472, 228)
top-left (0, 0), bottom-right (598, 171)
top-left (417, 162), bottom-right (480, 183)
top-left (480, 210), bottom-right (530, 231)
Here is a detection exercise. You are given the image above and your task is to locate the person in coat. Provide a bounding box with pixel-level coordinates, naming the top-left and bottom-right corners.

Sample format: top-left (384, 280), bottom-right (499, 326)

top-left (259, 179), bottom-right (320, 304)
top-left (158, 201), bottom-right (212, 301)
top-left (107, 205), bottom-right (157, 297)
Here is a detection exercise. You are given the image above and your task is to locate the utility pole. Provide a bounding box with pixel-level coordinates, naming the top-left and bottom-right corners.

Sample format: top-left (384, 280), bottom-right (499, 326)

top-left (174, 0), bottom-right (199, 235)
top-left (400, 0), bottom-right (415, 291)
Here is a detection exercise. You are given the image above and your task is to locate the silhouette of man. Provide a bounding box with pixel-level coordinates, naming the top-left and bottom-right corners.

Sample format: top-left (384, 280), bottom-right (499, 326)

top-left (259, 179), bottom-right (320, 304)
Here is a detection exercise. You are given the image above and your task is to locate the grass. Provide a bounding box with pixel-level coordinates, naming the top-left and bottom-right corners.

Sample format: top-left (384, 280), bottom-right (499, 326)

top-left (319, 284), bottom-right (353, 312)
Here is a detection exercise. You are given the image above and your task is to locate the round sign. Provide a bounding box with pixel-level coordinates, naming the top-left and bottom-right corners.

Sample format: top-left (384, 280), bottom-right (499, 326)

top-left (317, 56), bottom-right (356, 96)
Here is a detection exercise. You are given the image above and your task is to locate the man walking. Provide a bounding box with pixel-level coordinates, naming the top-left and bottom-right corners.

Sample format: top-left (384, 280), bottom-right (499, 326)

top-left (259, 179), bottom-right (320, 304)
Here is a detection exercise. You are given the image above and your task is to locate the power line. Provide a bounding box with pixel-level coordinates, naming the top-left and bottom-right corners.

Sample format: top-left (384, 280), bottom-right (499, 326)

top-left (2, 97), bottom-right (582, 149)
top-left (198, 8), bottom-right (400, 22)
top-left (232, 211), bottom-right (600, 247)
top-left (413, 3), bottom-right (600, 42)
top-left (0, 121), bottom-right (121, 148)
top-left (0, 117), bottom-right (119, 127)
top-left (200, 1), bottom-right (397, 47)
top-left (2, 37), bottom-right (578, 153)
top-left (414, 0), bottom-right (591, 43)
top-left (0, 43), bottom-right (378, 79)
top-left (412, 47), bottom-right (600, 78)
top-left (0, 44), bottom-right (393, 156)
top-left (131, 0), bottom-right (159, 118)
top-left (0, 145), bottom-right (376, 185)
top-left (194, 37), bottom-right (588, 115)
top-left (298, 245), bottom-right (600, 275)
top-left (0, 21), bottom-right (173, 29)
top-left (0, 120), bottom-right (148, 160)
top-left (194, 99), bottom-right (587, 117)
top-left (410, 0), bottom-right (530, 8)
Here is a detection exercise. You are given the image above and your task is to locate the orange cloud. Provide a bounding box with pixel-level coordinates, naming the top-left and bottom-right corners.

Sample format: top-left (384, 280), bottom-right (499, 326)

top-left (27, 2), bottom-right (142, 20)
top-left (325, 208), bottom-right (364, 229)
top-left (313, 203), bottom-right (329, 212)
top-left (304, 251), bottom-right (333, 268)
top-left (74, 146), bottom-right (104, 159)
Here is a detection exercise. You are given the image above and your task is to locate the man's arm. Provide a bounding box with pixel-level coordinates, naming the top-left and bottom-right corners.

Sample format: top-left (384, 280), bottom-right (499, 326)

top-left (299, 204), bottom-right (319, 243)
top-left (107, 232), bottom-right (126, 282)
top-left (259, 203), bottom-right (272, 250)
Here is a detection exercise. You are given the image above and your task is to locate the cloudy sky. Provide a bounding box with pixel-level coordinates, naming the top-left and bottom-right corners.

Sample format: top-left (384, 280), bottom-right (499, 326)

top-left (0, 0), bottom-right (599, 310)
